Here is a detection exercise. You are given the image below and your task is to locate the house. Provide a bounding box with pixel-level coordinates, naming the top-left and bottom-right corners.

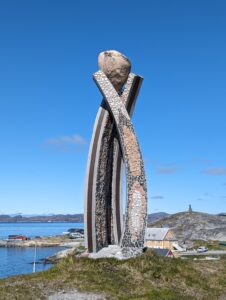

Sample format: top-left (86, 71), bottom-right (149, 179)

top-left (151, 248), bottom-right (174, 258)
top-left (145, 227), bottom-right (178, 250)
top-left (8, 235), bottom-right (29, 241)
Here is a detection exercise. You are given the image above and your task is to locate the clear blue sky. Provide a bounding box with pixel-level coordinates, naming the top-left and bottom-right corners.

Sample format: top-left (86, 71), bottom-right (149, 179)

top-left (0, 0), bottom-right (226, 215)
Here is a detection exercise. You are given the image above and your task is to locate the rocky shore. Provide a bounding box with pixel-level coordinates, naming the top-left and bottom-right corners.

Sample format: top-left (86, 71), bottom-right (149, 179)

top-left (0, 235), bottom-right (84, 248)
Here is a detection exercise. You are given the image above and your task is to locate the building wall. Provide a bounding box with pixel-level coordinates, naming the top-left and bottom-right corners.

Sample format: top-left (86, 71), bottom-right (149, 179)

top-left (165, 230), bottom-right (175, 240)
top-left (145, 229), bottom-right (178, 250)
top-left (145, 240), bottom-right (162, 248)
top-left (163, 240), bottom-right (175, 250)
top-left (145, 240), bottom-right (175, 249)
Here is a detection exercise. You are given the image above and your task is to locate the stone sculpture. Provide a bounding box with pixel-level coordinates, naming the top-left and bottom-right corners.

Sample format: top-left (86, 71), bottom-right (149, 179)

top-left (84, 50), bottom-right (147, 257)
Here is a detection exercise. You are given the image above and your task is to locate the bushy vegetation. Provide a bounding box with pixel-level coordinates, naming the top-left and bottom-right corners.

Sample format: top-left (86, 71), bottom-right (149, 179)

top-left (0, 250), bottom-right (225, 299)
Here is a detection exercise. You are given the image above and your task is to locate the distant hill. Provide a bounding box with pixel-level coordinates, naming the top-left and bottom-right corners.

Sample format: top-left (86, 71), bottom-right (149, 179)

top-left (0, 212), bottom-right (169, 223)
top-left (149, 211), bottom-right (226, 242)
top-left (0, 214), bottom-right (84, 223)
top-left (147, 212), bottom-right (169, 223)
top-left (2, 211), bottom-right (226, 242)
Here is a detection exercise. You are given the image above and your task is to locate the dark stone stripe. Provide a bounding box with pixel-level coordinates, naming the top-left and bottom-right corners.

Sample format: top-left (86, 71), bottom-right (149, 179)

top-left (86, 105), bottom-right (106, 252)
top-left (115, 148), bottom-right (122, 241)
top-left (127, 77), bottom-right (143, 115)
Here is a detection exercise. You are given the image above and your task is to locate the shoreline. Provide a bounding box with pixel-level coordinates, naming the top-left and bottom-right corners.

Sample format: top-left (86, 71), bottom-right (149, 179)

top-left (0, 235), bottom-right (85, 279)
top-left (0, 236), bottom-right (84, 248)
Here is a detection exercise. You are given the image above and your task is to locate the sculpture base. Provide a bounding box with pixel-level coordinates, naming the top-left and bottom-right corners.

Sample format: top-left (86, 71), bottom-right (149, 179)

top-left (88, 245), bottom-right (143, 260)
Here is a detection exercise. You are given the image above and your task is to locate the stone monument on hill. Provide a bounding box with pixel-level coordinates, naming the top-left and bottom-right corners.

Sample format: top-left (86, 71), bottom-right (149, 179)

top-left (84, 50), bottom-right (148, 257)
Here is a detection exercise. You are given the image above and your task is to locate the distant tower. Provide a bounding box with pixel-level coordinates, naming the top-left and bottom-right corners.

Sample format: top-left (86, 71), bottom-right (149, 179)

top-left (188, 204), bottom-right (192, 214)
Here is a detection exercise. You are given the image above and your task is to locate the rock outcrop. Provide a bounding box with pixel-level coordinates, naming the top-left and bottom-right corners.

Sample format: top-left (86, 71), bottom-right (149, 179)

top-left (149, 211), bottom-right (226, 242)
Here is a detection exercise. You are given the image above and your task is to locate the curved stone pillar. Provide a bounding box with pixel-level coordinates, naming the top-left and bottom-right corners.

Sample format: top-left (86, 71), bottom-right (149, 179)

top-left (84, 73), bottom-right (143, 252)
top-left (93, 71), bottom-right (147, 251)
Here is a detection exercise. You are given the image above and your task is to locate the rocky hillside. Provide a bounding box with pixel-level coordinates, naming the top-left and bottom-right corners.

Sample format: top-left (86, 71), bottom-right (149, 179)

top-left (149, 211), bottom-right (226, 242)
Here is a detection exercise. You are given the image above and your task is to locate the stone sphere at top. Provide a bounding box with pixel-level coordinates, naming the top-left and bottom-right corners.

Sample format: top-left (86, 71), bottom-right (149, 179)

top-left (98, 50), bottom-right (131, 92)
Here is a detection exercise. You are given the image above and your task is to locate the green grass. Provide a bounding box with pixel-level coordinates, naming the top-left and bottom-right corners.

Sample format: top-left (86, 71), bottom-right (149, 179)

top-left (0, 250), bottom-right (225, 299)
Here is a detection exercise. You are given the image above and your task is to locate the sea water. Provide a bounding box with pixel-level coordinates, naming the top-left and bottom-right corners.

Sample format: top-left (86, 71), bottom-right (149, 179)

top-left (0, 222), bottom-right (84, 239)
top-left (0, 222), bottom-right (84, 278)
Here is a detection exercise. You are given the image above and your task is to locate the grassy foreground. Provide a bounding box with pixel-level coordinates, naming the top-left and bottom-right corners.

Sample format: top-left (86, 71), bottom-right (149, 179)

top-left (0, 251), bottom-right (225, 300)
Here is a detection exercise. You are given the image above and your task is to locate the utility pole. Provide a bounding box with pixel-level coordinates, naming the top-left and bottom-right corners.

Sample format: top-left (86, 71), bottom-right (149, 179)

top-left (33, 243), bottom-right (37, 273)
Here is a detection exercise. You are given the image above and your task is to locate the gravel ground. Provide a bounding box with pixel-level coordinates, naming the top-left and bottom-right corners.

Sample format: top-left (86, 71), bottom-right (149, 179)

top-left (88, 245), bottom-right (143, 259)
top-left (48, 290), bottom-right (105, 300)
